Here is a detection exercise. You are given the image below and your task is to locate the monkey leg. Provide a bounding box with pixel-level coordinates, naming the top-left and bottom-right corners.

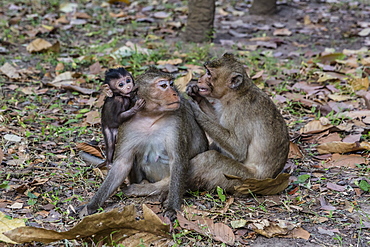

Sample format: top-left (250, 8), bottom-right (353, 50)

top-left (80, 156), bottom-right (133, 217)
top-left (102, 127), bottom-right (117, 165)
top-left (188, 150), bottom-right (257, 193)
top-left (122, 177), bottom-right (170, 197)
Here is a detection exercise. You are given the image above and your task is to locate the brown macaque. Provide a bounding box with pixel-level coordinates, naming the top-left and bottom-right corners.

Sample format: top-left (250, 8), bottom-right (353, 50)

top-left (186, 53), bottom-right (290, 192)
top-left (100, 67), bottom-right (145, 168)
top-left (78, 67), bottom-right (208, 219)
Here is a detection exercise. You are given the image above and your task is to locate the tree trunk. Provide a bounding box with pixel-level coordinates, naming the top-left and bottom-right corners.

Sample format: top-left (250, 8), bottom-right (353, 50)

top-left (184, 0), bottom-right (215, 43)
top-left (250, 0), bottom-right (277, 15)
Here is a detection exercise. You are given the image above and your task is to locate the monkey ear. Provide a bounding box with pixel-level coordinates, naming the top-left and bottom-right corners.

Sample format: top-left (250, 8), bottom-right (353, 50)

top-left (228, 72), bottom-right (243, 89)
top-left (102, 84), bottom-right (113, 97)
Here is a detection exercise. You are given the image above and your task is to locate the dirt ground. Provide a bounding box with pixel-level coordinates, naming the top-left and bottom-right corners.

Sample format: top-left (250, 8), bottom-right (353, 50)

top-left (1, 0), bottom-right (370, 246)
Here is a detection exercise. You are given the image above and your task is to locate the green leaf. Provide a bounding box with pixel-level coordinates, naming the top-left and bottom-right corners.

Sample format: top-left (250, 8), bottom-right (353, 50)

top-left (359, 180), bottom-right (370, 192)
top-left (216, 186), bottom-right (226, 202)
top-left (296, 174), bottom-right (310, 184)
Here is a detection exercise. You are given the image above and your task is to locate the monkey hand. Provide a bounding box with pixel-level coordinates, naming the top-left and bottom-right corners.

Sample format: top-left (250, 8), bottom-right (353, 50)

top-left (186, 83), bottom-right (203, 103)
top-left (74, 204), bottom-right (97, 218)
top-left (133, 99), bottom-right (146, 111)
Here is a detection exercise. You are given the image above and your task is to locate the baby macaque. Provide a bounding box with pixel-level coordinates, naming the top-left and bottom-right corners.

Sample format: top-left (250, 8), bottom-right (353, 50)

top-left (100, 67), bottom-right (145, 167)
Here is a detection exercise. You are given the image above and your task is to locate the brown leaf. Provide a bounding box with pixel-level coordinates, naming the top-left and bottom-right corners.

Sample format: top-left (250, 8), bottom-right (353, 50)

top-left (178, 213), bottom-right (235, 245)
top-left (85, 110), bottom-right (101, 125)
top-left (300, 120), bottom-right (333, 135)
top-left (157, 58), bottom-right (182, 65)
top-left (316, 141), bottom-right (370, 154)
top-left (62, 84), bottom-right (97, 95)
top-left (248, 219), bottom-right (300, 238)
top-left (318, 133), bottom-right (341, 144)
top-left (0, 212), bottom-right (26, 244)
top-left (349, 77), bottom-right (369, 91)
top-left (5, 205), bottom-right (170, 245)
top-left (326, 182), bottom-right (346, 192)
top-left (89, 62), bottom-right (102, 75)
top-left (319, 196), bottom-right (336, 211)
top-left (26, 39), bottom-right (60, 53)
top-left (286, 227), bottom-right (310, 240)
top-left (76, 142), bottom-right (104, 159)
top-left (174, 71), bottom-right (192, 93)
top-left (0, 63), bottom-right (21, 79)
top-left (108, 0), bottom-right (131, 4)
top-left (288, 142), bottom-right (303, 159)
top-left (323, 153), bottom-right (368, 168)
top-left (233, 173), bottom-right (290, 195)
top-left (342, 134), bottom-right (361, 143)
top-left (0, 148), bottom-right (3, 163)
top-left (273, 28), bottom-right (292, 36)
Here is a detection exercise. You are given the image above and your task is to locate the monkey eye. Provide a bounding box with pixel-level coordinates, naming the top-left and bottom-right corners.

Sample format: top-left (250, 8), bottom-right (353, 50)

top-left (118, 82), bottom-right (124, 87)
top-left (160, 84), bottom-right (167, 89)
top-left (170, 81), bottom-right (174, 87)
top-left (126, 78), bottom-right (131, 83)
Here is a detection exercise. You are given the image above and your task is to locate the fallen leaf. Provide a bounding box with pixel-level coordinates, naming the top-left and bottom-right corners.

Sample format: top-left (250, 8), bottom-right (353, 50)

top-left (233, 173), bottom-right (290, 195)
top-left (0, 212), bottom-right (26, 244)
top-left (342, 134), bottom-right (361, 143)
top-left (26, 38), bottom-right (59, 53)
top-left (76, 142), bottom-right (104, 159)
top-left (59, 3), bottom-right (78, 13)
top-left (0, 148), bottom-right (3, 163)
top-left (349, 77), bottom-right (369, 91)
top-left (89, 62), bottom-right (102, 75)
top-left (231, 219), bottom-right (247, 229)
top-left (288, 142), bottom-right (303, 159)
top-left (319, 196), bottom-right (336, 211)
top-left (358, 28), bottom-right (370, 37)
top-left (316, 141), bottom-right (370, 154)
top-left (0, 62), bottom-right (21, 79)
top-left (178, 213), bottom-right (235, 245)
top-left (273, 28), bottom-right (292, 36)
top-left (323, 153), bottom-right (367, 168)
top-left (157, 58), bottom-right (182, 65)
top-left (174, 70), bottom-right (192, 93)
top-left (85, 111), bottom-right (100, 125)
top-left (327, 94), bottom-right (351, 101)
top-left (4, 205), bottom-right (170, 245)
top-left (48, 72), bottom-right (76, 88)
top-left (326, 182), bottom-right (346, 192)
top-left (153, 11), bottom-right (171, 19)
top-left (62, 84), bottom-right (96, 95)
top-left (4, 134), bottom-right (22, 142)
top-left (317, 227), bottom-right (340, 236)
top-left (300, 120), bottom-right (333, 134)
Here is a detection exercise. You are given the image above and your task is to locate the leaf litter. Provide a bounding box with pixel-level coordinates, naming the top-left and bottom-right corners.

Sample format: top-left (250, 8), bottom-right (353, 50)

top-left (1, 0), bottom-right (370, 246)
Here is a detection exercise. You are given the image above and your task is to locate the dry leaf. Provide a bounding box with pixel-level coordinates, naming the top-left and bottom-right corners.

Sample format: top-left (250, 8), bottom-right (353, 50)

top-left (0, 148), bottom-right (3, 163)
top-left (248, 219), bottom-right (309, 239)
top-left (0, 212), bottom-right (26, 244)
top-left (62, 84), bottom-right (97, 95)
top-left (300, 120), bottom-right (333, 134)
top-left (157, 58), bottom-right (182, 65)
top-left (177, 213), bottom-right (235, 245)
top-left (349, 77), bottom-right (369, 91)
top-left (0, 62), bottom-right (21, 79)
top-left (174, 71), bottom-right (192, 93)
top-left (288, 142), bottom-right (303, 159)
top-left (323, 153), bottom-right (367, 168)
top-left (233, 173), bottom-right (290, 195)
top-left (108, 0), bottom-right (131, 4)
top-left (48, 72), bottom-right (76, 88)
top-left (316, 141), bottom-right (370, 154)
top-left (76, 142), bottom-right (104, 159)
top-left (85, 110), bottom-right (100, 125)
top-left (327, 94), bottom-right (351, 101)
top-left (273, 28), bottom-right (292, 36)
top-left (27, 38), bottom-right (57, 53)
top-left (5, 205), bottom-right (170, 245)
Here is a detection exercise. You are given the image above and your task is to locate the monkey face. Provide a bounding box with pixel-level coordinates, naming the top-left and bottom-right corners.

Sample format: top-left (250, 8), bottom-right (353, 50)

top-left (197, 67), bottom-right (214, 97)
top-left (113, 76), bottom-right (134, 96)
top-left (144, 78), bottom-right (180, 112)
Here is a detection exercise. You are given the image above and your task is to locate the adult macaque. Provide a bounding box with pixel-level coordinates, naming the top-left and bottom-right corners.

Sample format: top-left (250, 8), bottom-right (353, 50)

top-left (186, 53), bottom-right (290, 192)
top-left (78, 67), bottom-right (208, 218)
top-left (100, 67), bottom-right (145, 167)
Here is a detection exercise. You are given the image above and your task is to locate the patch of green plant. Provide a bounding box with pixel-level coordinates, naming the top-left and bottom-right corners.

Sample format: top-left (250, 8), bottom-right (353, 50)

top-left (216, 186), bottom-right (226, 202)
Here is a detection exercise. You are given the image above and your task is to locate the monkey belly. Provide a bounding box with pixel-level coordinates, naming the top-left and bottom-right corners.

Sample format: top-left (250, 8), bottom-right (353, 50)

top-left (134, 144), bottom-right (170, 183)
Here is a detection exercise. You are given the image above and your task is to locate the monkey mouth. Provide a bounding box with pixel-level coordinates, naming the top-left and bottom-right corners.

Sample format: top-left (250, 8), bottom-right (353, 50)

top-left (168, 101), bottom-right (180, 106)
top-left (198, 87), bottom-right (210, 94)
